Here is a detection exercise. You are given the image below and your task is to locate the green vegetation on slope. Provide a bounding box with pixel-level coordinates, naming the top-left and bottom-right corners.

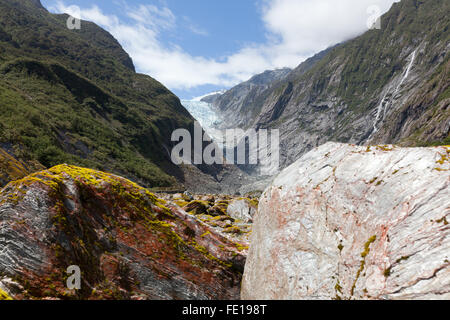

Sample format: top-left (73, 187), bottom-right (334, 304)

top-left (0, 0), bottom-right (194, 187)
top-left (297, 0), bottom-right (450, 116)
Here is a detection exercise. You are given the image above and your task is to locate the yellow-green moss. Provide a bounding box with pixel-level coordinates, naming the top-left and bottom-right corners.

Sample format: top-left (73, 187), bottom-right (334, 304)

top-left (235, 197), bottom-right (260, 208)
top-left (335, 281), bottom-right (343, 294)
top-left (184, 200), bottom-right (210, 215)
top-left (396, 255), bottom-right (410, 263)
top-left (223, 226), bottom-right (242, 234)
top-left (435, 216), bottom-right (448, 225)
top-left (200, 231), bottom-right (211, 238)
top-left (351, 235), bottom-right (377, 296)
top-left (369, 177), bottom-right (378, 184)
top-left (144, 218), bottom-right (233, 268)
top-left (191, 242), bottom-right (232, 268)
top-left (208, 205), bottom-right (228, 216)
top-left (0, 288), bottom-right (12, 300)
top-left (385, 255), bottom-right (411, 278)
top-left (210, 215), bottom-right (230, 221)
top-left (436, 153), bottom-right (449, 165)
top-left (234, 243), bottom-right (249, 252)
top-left (376, 145), bottom-right (394, 152)
top-left (361, 235), bottom-right (377, 258)
top-left (174, 200), bottom-right (189, 207)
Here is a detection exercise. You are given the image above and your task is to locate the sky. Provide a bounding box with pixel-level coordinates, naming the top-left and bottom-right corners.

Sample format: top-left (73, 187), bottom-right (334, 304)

top-left (41, 0), bottom-right (398, 99)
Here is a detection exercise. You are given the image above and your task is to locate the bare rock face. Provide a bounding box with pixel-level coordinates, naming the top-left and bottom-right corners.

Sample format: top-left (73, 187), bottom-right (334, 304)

top-left (242, 142), bottom-right (450, 300)
top-left (211, 0), bottom-right (449, 174)
top-left (227, 199), bottom-right (257, 223)
top-left (0, 165), bottom-right (246, 300)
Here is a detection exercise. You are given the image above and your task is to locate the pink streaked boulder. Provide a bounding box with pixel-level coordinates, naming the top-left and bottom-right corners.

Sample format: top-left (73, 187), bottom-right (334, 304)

top-left (242, 142), bottom-right (449, 300)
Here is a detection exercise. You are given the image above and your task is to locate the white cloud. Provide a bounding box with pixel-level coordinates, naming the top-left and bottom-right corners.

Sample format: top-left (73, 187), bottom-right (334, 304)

top-left (260, 0), bottom-right (398, 66)
top-left (126, 4), bottom-right (176, 30)
top-left (49, 0), bottom-right (398, 91)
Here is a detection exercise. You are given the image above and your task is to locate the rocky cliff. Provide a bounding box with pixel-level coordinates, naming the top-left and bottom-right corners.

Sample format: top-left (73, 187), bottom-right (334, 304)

top-left (213, 0), bottom-right (449, 171)
top-left (242, 142), bottom-right (449, 300)
top-left (0, 165), bottom-right (248, 299)
top-left (212, 68), bottom-right (291, 130)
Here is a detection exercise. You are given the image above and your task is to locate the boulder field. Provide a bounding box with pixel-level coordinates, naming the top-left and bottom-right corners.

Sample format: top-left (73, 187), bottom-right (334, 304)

top-left (0, 165), bottom-right (249, 300)
top-left (242, 142), bottom-right (449, 300)
top-left (1, 142), bottom-right (449, 300)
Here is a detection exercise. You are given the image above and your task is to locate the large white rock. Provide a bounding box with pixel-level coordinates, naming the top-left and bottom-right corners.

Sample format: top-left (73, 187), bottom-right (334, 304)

top-left (227, 199), bottom-right (257, 223)
top-left (241, 142), bottom-right (450, 300)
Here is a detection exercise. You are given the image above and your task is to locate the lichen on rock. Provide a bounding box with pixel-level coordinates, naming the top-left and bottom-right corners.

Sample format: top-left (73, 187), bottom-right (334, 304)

top-left (0, 164), bottom-right (246, 300)
top-left (0, 287), bottom-right (12, 300)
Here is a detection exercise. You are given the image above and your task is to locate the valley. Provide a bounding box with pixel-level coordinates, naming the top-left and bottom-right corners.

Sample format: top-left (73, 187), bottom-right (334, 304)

top-left (0, 0), bottom-right (448, 301)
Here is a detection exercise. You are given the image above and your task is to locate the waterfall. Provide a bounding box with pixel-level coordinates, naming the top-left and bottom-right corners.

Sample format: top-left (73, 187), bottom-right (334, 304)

top-left (370, 49), bottom-right (417, 139)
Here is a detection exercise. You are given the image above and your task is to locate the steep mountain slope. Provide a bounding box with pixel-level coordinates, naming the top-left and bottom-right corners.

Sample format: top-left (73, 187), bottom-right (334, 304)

top-left (214, 0), bottom-right (449, 169)
top-left (0, 0), bottom-right (196, 188)
top-left (0, 147), bottom-right (39, 186)
top-left (211, 68), bottom-right (291, 129)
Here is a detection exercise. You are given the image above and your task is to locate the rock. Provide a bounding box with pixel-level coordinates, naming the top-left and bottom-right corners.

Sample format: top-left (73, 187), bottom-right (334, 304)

top-left (205, 195), bottom-right (216, 205)
top-left (227, 199), bottom-right (257, 223)
top-left (0, 287), bottom-right (12, 300)
top-left (212, 68), bottom-right (291, 130)
top-left (207, 200), bottom-right (229, 217)
top-left (207, 205), bottom-right (226, 217)
top-left (0, 165), bottom-right (246, 300)
top-left (242, 142), bottom-right (450, 300)
top-left (183, 200), bottom-right (210, 215)
top-left (183, 191), bottom-right (194, 201)
top-left (173, 193), bottom-right (184, 199)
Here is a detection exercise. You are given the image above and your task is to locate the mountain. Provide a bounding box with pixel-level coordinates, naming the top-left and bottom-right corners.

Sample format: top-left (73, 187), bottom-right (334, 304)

top-left (213, 0), bottom-right (449, 169)
top-left (199, 90), bottom-right (226, 104)
top-left (211, 68), bottom-right (291, 129)
top-left (0, 0), bottom-right (196, 188)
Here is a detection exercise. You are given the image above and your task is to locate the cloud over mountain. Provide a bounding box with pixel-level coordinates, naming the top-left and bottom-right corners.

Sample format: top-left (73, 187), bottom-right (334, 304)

top-left (49, 0), bottom-right (397, 91)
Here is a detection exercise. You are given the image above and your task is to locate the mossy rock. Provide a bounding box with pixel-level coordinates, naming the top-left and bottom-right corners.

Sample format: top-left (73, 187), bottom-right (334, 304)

top-left (237, 197), bottom-right (259, 209)
top-left (0, 288), bottom-right (12, 300)
top-left (174, 200), bottom-right (189, 207)
top-left (223, 226), bottom-right (243, 235)
top-left (204, 195), bottom-right (216, 205)
top-left (183, 200), bottom-right (210, 215)
top-left (0, 164), bottom-right (245, 299)
top-left (207, 204), bottom-right (227, 217)
top-left (210, 215), bottom-right (235, 222)
top-left (181, 192), bottom-right (194, 202)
